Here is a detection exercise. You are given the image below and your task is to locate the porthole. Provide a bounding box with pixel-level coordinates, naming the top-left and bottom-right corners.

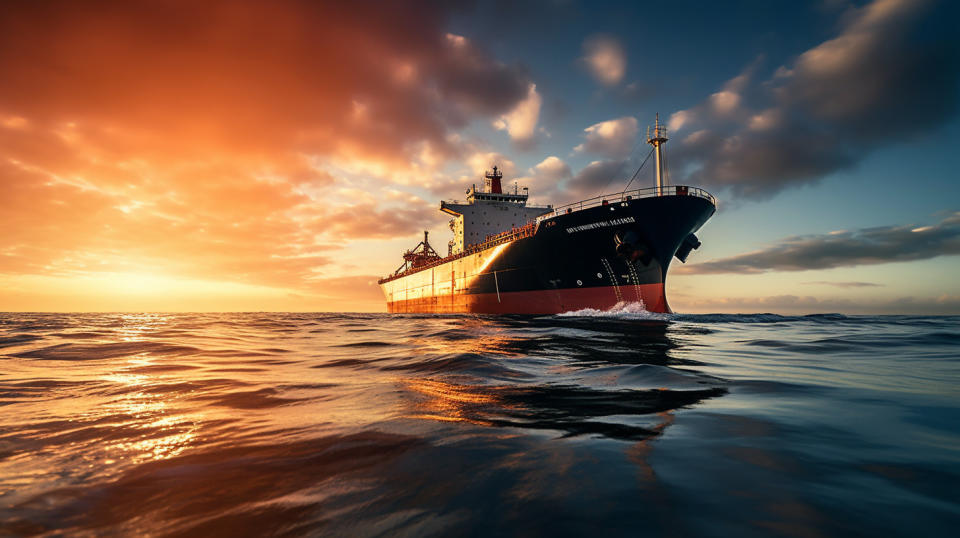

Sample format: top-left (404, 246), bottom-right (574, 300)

top-left (576, 279), bottom-right (583, 286)
top-left (596, 272), bottom-right (602, 278)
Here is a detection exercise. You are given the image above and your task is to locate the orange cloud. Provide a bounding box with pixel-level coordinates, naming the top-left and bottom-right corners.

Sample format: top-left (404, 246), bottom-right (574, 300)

top-left (0, 1), bottom-right (530, 159)
top-left (0, 1), bottom-right (537, 310)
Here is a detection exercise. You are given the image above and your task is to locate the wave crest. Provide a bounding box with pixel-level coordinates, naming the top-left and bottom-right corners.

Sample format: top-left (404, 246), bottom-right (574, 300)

top-left (556, 301), bottom-right (669, 319)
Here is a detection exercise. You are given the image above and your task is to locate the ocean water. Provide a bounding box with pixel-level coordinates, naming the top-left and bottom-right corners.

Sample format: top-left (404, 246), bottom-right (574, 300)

top-left (1, 309), bottom-right (958, 536)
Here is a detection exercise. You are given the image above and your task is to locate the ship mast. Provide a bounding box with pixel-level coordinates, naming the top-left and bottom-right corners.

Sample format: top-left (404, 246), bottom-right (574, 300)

top-left (646, 113), bottom-right (668, 196)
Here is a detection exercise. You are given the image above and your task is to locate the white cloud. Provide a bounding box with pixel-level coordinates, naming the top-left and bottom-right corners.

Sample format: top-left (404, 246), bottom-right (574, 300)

top-left (511, 156), bottom-right (572, 199)
top-left (573, 116), bottom-right (638, 157)
top-left (683, 129), bottom-right (709, 145)
top-left (748, 109), bottom-right (780, 130)
top-left (532, 156), bottom-right (572, 181)
top-left (445, 33), bottom-right (467, 48)
top-left (415, 141), bottom-right (440, 168)
top-left (582, 36), bottom-right (627, 86)
top-left (493, 83), bottom-right (542, 143)
top-left (668, 110), bottom-right (691, 132)
top-left (709, 90), bottom-right (740, 114)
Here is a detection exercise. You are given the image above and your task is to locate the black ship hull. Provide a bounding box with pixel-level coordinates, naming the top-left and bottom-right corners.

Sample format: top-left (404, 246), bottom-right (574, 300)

top-left (379, 191), bottom-right (715, 314)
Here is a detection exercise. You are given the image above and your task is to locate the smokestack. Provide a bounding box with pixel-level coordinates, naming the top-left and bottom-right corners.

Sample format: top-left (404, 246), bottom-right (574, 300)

top-left (485, 166), bottom-right (503, 194)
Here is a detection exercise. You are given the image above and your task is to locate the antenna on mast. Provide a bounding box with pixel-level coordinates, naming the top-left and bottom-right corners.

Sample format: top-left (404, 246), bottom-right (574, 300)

top-left (646, 113), bottom-right (669, 196)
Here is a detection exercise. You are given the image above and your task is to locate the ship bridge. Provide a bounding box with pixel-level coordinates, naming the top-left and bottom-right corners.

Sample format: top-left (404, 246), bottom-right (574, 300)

top-left (440, 166), bottom-right (553, 255)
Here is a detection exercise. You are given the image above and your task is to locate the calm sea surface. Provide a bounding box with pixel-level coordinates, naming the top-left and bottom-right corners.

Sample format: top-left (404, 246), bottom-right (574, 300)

top-left (1, 309), bottom-right (958, 536)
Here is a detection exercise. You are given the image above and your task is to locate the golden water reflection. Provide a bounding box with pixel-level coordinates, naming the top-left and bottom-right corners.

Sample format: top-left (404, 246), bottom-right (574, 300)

top-left (403, 378), bottom-right (506, 426)
top-left (117, 312), bottom-right (170, 342)
top-left (627, 411), bottom-right (675, 484)
top-left (99, 329), bottom-right (200, 465)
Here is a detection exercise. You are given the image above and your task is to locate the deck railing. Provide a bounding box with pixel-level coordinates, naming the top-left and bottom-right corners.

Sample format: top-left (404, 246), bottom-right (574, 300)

top-left (441, 198), bottom-right (553, 209)
top-left (537, 185), bottom-right (715, 223)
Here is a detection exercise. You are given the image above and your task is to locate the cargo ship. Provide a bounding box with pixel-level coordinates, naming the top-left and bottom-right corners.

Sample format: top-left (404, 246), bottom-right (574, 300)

top-left (378, 115), bottom-right (716, 314)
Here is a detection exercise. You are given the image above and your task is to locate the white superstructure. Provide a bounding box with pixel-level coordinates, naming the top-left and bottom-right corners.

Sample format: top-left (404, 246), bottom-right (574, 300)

top-left (440, 166), bottom-right (552, 255)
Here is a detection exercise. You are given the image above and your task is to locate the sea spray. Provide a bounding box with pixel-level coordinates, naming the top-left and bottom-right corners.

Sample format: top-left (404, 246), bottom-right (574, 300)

top-left (556, 300), bottom-right (671, 319)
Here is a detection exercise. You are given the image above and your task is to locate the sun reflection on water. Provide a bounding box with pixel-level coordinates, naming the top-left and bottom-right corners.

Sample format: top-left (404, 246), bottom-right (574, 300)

top-left (96, 316), bottom-right (201, 464)
top-left (100, 378), bottom-right (200, 464)
top-left (117, 312), bottom-right (170, 341)
top-left (404, 378), bottom-right (506, 426)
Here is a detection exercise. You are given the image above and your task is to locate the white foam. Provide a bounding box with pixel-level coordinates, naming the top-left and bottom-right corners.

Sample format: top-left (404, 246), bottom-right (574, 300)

top-left (556, 301), bottom-right (671, 320)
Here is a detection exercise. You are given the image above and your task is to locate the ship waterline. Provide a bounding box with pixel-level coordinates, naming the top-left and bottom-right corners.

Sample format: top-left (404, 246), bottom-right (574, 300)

top-left (384, 283), bottom-right (669, 315)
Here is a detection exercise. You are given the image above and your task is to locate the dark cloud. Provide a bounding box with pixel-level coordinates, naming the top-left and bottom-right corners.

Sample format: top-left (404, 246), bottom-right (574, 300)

top-left (680, 212), bottom-right (960, 274)
top-left (563, 158), bottom-right (630, 199)
top-left (670, 0), bottom-right (960, 198)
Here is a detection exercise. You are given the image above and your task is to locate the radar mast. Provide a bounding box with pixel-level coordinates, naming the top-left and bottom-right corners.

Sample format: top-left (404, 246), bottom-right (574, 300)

top-left (646, 114), bottom-right (669, 196)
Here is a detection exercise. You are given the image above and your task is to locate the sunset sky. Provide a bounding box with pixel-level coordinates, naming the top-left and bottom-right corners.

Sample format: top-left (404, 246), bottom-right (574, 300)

top-left (1, 0), bottom-right (958, 313)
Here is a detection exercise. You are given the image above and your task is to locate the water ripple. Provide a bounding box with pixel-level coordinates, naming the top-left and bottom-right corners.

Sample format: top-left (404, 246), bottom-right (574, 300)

top-left (0, 312), bottom-right (957, 535)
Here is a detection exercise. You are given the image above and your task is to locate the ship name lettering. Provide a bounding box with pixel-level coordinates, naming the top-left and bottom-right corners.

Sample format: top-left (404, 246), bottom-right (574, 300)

top-left (565, 217), bottom-right (636, 234)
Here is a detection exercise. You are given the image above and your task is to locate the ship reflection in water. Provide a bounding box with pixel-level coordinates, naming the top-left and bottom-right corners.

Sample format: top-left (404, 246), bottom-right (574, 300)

top-left (2, 312), bottom-right (958, 535)
top-left (402, 319), bottom-right (724, 440)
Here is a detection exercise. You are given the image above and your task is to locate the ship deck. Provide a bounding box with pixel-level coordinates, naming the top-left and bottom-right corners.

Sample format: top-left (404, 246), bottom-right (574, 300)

top-left (378, 184), bottom-right (715, 285)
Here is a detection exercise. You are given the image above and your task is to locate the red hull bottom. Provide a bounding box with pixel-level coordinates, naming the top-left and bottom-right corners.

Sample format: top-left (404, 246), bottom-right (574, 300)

top-left (385, 284), bottom-right (669, 315)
